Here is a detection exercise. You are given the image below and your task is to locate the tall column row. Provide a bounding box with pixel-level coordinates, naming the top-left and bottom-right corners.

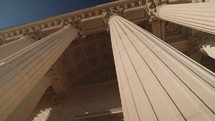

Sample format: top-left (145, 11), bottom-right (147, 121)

top-left (156, 2), bottom-right (215, 35)
top-left (109, 15), bottom-right (215, 121)
top-left (155, 2), bottom-right (215, 60)
top-left (0, 25), bottom-right (79, 120)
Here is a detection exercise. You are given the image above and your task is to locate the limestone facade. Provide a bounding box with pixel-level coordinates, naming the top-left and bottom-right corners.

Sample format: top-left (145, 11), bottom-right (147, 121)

top-left (0, 0), bottom-right (215, 121)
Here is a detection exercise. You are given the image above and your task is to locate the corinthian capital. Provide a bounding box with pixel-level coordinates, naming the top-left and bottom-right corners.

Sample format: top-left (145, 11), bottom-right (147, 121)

top-left (61, 16), bottom-right (81, 29)
top-left (103, 8), bottom-right (124, 31)
top-left (0, 34), bottom-right (6, 45)
top-left (146, 0), bottom-right (166, 22)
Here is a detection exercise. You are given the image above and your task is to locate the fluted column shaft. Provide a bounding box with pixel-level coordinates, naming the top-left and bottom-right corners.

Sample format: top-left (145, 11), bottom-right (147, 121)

top-left (6, 74), bottom-right (51, 121)
top-left (0, 36), bottom-right (36, 60)
top-left (156, 2), bottom-right (215, 35)
top-left (109, 15), bottom-right (215, 121)
top-left (0, 25), bottom-right (79, 120)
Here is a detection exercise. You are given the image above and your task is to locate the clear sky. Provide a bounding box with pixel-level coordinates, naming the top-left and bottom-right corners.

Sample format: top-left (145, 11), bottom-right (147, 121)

top-left (0, 0), bottom-right (115, 29)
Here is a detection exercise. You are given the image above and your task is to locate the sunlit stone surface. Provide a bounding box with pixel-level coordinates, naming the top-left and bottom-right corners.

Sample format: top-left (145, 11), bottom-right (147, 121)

top-left (109, 15), bottom-right (215, 121)
top-left (156, 2), bottom-right (215, 35)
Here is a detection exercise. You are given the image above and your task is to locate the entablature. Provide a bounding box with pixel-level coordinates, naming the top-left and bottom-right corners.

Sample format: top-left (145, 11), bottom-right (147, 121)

top-left (0, 0), bottom-right (148, 44)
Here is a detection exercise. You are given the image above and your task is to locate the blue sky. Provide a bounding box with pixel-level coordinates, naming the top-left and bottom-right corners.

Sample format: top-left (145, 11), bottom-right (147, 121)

top-left (0, 0), bottom-right (114, 29)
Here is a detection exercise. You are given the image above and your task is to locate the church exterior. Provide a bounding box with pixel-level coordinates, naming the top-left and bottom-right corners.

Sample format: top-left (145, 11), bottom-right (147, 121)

top-left (0, 0), bottom-right (215, 121)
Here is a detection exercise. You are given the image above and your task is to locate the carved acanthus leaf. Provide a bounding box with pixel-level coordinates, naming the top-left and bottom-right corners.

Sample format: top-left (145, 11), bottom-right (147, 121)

top-left (0, 34), bottom-right (6, 45)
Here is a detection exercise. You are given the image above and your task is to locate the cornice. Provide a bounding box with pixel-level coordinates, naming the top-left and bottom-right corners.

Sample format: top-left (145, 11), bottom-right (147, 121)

top-left (0, 0), bottom-right (146, 42)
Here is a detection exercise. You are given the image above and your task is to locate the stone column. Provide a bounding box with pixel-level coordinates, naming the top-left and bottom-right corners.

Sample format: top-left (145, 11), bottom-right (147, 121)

top-left (0, 36), bottom-right (36, 60)
top-left (155, 2), bottom-right (215, 35)
top-left (0, 25), bottom-right (79, 120)
top-left (108, 15), bottom-right (215, 121)
top-left (6, 74), bottom-right (51, 121)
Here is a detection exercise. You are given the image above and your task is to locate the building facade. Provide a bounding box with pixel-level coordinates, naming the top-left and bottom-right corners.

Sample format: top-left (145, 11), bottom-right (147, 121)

top-left (0, 0), bottom-right (215, 121)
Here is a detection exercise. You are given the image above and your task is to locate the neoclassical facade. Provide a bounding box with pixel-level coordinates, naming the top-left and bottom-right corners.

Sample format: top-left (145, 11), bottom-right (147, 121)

top-left (0, 0), bottom-right (215, 121)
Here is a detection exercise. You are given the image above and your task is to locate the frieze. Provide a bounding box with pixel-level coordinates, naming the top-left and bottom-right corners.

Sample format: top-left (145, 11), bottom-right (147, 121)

top-left (0, 0), bottom-right (146, 43)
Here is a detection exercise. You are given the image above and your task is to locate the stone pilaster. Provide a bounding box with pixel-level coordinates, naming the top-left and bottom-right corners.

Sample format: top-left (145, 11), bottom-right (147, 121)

top-left (155, 2), bottom-right (215, 35)
top-left (0, 36), bottom-right (36, 60)
top-left (109, 15), bottom-right (215, 121)
top-left (0, 25), bottom-right (79, 120)
top-left (151, 20), bottom-right (164, 39)
top-left (48, 64), bottom-right (70, 95)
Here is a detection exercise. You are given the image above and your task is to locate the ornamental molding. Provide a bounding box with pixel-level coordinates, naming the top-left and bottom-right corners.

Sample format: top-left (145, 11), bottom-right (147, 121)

top-left (0, 0), bottom-right (146, 42)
